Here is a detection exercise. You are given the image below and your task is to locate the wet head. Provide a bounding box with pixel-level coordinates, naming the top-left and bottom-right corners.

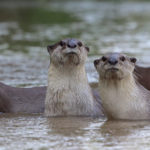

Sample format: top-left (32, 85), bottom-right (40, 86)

top-left (47, 39), bottom-right (90, 67)
top-left (94, 53), bottom-right (137, 80)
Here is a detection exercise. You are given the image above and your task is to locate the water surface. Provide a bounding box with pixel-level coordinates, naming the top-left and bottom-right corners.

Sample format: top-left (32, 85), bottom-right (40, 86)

top-left (1, 114), bottom-right (150, 150)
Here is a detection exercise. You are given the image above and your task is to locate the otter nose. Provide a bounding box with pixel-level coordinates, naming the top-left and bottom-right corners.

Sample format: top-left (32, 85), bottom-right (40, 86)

top-left (67, 39), bottom-right (77, 48)
top-left (108, 58), bottom-right (118, 65)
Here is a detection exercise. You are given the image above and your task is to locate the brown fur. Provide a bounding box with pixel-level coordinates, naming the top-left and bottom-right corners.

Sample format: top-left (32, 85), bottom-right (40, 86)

top-left (0, 65), bottom-right (149, 114)
top-left (0, 82), bottom-right (45, 113)
top-left (135, 65), bottom-right (150, 91)
top-left (45, 39), bottom-right (104, 117)
top-left (0, 82), bottom-right (104, 114)
top-left (94, 53), bottom-right (150, 120)
top-left (0, 50), bottom-right (150, 114)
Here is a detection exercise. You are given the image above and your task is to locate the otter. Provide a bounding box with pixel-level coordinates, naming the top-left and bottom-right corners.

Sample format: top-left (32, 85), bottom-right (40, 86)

top-left (44, 38), bottom-right (103, 117)
top-left (94, 53), bottom-right (150, 120)
top-left (0, 41), bottom-right (150, 114)
top-left (0, 39), bottom-right (103, 114)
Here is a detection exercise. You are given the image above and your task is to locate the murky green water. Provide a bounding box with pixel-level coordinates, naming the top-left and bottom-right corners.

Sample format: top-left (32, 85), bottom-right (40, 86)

top-left (1, 0), bottom-right (150, 150)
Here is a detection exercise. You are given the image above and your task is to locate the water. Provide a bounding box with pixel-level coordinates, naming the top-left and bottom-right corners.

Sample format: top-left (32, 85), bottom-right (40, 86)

top-left (1, 0), bottom-right (150, 149)
top-left (0, 114), bottom-right (150, 150)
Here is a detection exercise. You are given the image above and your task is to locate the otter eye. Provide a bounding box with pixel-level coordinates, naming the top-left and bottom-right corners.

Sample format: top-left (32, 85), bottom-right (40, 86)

top-left (120, 56), bottom-right (126, 61)
top-left (60, 41), bottom-right (66, 47)
top-left (130, 57), bottom-right (137, 63)
top-left (101, 56), bottom-right (107, 62)
top-left (78, 41), bottom-right (83, 47)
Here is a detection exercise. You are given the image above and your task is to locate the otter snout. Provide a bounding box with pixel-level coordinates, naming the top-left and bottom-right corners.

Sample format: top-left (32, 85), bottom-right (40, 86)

top-left (108, 57), bottom-right (118, 65)
top-left (60, 39), bottom-right (82, 49)
top-left (61, 39), bottom-right (82, 56)
top-left (67, 39), bottom-right (77, 48)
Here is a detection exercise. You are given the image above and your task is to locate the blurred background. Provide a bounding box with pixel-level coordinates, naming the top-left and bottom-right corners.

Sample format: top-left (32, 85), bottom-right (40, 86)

top-left (0, 0), bottom-right (150, 87)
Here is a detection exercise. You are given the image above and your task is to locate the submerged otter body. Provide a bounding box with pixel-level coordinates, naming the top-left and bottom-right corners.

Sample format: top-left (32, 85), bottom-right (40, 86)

top-left (0, 82), bottom-right (46, 113)
top-left (45, 39), bottom-right (103, 117)
top-left (0, 82), bottom-right (102, 114)
top-left (94, 53), bottom-right (150, 120)
top-left (135, 65), bottom-right (150, 91)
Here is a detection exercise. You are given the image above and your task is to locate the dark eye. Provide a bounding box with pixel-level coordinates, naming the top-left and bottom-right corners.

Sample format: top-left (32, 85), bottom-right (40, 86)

top-left (78, 41), bottom-right (83, 47)
top-left (130, 57), bottom-right (137, 63)
top-left (120, 56), bottom-right (126, 61)
top-left (101, 56), bottom-right (107, 62)
top-left (60, 41), bottom-right (66, 47)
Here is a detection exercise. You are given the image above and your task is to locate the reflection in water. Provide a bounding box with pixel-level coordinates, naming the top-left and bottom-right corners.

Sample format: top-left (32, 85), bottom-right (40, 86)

top-left (0, 0), bottom-right (150, 149)
top-left (0, 114), bottom-right (150, 149)
top-left (100, 120), bottom-right (150, 149)
top-left (0, 114), bottom-right (105, 150)
top-left (47, 117), bottom-right (92, 136)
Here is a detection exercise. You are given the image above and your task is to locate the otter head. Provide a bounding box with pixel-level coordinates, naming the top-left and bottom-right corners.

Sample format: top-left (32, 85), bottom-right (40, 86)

top-left (94, 53), bottom-right (137, 80)
top-left (47, 39), bottom-right (89, 67)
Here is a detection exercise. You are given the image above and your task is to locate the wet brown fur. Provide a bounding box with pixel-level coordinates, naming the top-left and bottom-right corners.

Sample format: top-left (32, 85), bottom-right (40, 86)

top-left (95, 53), bottom-right (150, 120)
top-left (0, 65), bottom-right (149, 114)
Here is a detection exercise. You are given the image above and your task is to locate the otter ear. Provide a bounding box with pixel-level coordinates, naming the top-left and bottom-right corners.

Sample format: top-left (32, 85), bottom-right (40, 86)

top-left (94, 59), bottom-right (100, 67)
top-left (85, 46), bottom-right (90, 52)
top-left (130, 57), bottom-right (137, 64)
top-left (47, 45), bottom-right (54, 55)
